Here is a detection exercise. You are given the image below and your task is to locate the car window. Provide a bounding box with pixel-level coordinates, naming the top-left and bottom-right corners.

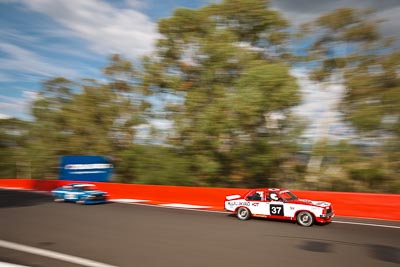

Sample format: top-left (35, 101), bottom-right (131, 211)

top-left (246, 190), bottom-right (264, 201)
top-left (73, 185), bottom-right (95, 191)
top-left (82, 186), bottom-right (96, 191)
top-left (280, 191), bottom-right (298, 201)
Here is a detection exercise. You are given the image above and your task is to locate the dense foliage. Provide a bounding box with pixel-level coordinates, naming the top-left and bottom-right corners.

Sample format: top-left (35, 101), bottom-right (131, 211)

top-left (300, 8), bottom-right (399, 192)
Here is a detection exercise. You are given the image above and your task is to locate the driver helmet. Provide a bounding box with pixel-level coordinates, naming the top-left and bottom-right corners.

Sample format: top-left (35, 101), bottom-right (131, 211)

top-left (270, 192), bottom-right (279, 201)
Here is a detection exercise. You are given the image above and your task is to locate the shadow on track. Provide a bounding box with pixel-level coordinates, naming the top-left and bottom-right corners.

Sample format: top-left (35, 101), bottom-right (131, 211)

top-left (0, 189), bottom-right (52, 208)
top-left (368, 244), bottom-right (400, 264)
top-left (226, 213), bottom-right (330, 227)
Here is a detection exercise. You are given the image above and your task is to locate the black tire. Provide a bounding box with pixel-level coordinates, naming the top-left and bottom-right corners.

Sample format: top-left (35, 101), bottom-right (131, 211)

top-left (237, 207), bottom-right (251, 220)
top-left (76, 198), bottom-right (85, 204)
top-left (296, 211), bottom-right (314, 227)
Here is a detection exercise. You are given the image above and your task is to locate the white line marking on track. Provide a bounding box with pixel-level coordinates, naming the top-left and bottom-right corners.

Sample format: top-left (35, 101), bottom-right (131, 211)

top-left (110, 198), bottom-right (149, 203)
top-left (3, 188), bottom-right (398, 229)
top-left (0, 240), bottom-right (118, 267)
top-left (158, 203), bottom-right (211, 209)
top-left (333, 220), bottom-right (400, 229)
top-left (0, 262), bottom-right (30, 267)
top-left (124, 202), bottom-right (400, 229)
top-left (131, 202), bottom-right (226, 213)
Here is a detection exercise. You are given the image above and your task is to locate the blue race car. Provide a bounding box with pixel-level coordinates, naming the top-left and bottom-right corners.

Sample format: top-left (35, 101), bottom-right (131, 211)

top-left (52, 183), bottom-right (108, 204)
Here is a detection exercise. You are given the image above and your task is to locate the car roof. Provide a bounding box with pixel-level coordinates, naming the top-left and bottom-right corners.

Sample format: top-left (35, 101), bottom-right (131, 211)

top-left (68, 183), bottom-right (96, 187)
top-left (250, 188), bottom-right (286, 192)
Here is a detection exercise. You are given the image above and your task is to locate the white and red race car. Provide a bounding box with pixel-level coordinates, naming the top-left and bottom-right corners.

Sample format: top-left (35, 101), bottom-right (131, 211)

top-left (225, 188), bottom-right (334, 226)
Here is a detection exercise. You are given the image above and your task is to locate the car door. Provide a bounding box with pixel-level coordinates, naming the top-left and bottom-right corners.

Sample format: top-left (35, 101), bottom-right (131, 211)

top-left (245, 190), bottom-right (268, 216)
top-left (266, 192), bottom-right (285, 217)
top-left (280, 191), bottom-right (297, 218)
top-left (64, 188), bottom-right (81, 201)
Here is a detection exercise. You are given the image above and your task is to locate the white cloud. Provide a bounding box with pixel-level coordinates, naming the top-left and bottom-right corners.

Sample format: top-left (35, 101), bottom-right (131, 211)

top-left (0, 28), bottom-right (97, 77)
top-left (291, 68), bottom-right (348, 140)
top-left (373, 6), bottom-right (400, 38)
top-left (22, 90), bottom-right (39, 101)
top-left (150, 119), bottom-right (173, 130)
top-left (0, 94), bottom-right (32, 119)
top-left (21, 0), bottom-right (160, 58)
top-left (0, 42), bottom-right (80, 79)
top-left (0, 114), bottom-right (11, 119)
top-left (0, 29), bottom-right (39, 43)
top-left (271, 0), bottom-right (400, 39)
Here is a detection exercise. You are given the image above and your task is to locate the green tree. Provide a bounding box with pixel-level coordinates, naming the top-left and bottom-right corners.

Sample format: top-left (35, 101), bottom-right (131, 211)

top-left (301, 8), bottom-right (400, 192)
top-left (28, 55), bottom-right (150, 180)
top-left (118, 144), bottom-right (194, 185)
top-left (144, 0), bottom-right (302, 187)
top-left (0, 118), bottom-right (31, 178)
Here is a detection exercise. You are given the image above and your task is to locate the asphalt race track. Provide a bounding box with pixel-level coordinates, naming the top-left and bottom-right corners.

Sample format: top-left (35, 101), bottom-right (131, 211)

top-left (0, 189), bottom-right (399, 267)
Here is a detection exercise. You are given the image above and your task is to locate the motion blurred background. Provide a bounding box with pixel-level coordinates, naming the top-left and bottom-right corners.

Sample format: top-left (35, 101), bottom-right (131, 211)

top-left (0, 0), bottom-right (399, 193)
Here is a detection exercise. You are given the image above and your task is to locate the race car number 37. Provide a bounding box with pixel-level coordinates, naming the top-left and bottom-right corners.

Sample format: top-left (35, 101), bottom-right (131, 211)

top-left (270, 204), bottom-right (284, 216)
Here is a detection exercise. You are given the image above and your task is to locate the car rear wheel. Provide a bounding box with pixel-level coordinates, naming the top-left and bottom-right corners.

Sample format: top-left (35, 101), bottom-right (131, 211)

top-left (237, 207), bottom-right (251, 220)
top-left (76, 199), bottom-right (85, 204)
top-left (54, 198), bottom-right (64, 202)
top-left (297, 211), bottom-right (314, 227)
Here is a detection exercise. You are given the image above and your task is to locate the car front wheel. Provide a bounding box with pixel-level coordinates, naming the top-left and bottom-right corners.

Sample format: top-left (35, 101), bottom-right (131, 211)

top-left (76, 198), bottom-right (86, 204)
top-left (237, 207), bottom-right (251, 220)
top-left (297, 211), bottom-right (314, 227)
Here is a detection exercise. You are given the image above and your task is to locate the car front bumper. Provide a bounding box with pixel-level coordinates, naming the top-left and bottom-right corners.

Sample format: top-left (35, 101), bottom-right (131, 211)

top-left (83, 199), bottom-right (107, 204)
top-left (316, 212), bottom-right (334, 223)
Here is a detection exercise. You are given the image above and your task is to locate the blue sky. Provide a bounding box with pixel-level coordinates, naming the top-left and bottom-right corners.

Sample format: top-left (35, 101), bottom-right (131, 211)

top-left (0, 0), bottom-right (399, 138)
top-left (0, 0), bottom-right (208, 119)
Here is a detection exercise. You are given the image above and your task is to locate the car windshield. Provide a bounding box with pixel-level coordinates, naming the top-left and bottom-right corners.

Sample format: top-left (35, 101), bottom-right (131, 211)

top-left (75, 186), bottom-right (96, 191)
top-left (281, 190), bottom-right (298, 201)
top-left (83, 186), bottom-right (96, 191)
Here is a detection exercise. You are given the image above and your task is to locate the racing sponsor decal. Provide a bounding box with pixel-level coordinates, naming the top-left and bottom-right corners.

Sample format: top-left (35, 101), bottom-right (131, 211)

top-left (270, 204), bottom-right (284, 216)
top-left (65, 163), bottom-right (113, 170)
top-left (227, 201), bottom-right (251, 207)
top-left (65, 193), bottom-right (77, 200)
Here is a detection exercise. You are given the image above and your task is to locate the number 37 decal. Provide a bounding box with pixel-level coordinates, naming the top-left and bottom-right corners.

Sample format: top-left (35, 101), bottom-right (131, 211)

top-left (270, 204), bottom-right (284, 216)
